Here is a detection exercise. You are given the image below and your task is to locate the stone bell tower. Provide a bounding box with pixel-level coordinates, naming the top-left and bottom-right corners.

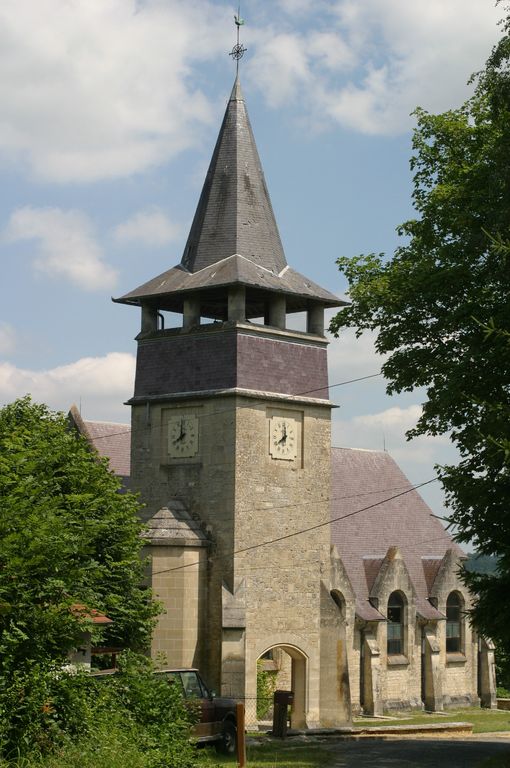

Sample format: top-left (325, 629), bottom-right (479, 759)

top-left (114, 77), bottom-right (350, 727)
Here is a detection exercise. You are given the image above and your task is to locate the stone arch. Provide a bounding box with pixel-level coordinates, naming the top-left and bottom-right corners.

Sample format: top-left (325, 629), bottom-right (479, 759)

top-left (251, 638), bottom-right (310, 728)
top-left (257, 643), bottom-right (308, 729)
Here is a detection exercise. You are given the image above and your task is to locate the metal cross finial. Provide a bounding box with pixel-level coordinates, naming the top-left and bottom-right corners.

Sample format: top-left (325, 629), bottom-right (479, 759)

top-left (229, 3), bottom-right (247, 75)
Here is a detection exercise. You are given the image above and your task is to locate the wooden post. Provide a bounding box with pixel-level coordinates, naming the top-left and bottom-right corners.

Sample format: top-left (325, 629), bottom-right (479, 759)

top-left (236, 701), bottom-right (246, 767)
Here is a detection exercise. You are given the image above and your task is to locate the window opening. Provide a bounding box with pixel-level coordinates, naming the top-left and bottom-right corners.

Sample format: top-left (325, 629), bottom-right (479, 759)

top-left (446, 592), bottom-right (462, 653)
top-left (387, 592), bottom-right (404, 655)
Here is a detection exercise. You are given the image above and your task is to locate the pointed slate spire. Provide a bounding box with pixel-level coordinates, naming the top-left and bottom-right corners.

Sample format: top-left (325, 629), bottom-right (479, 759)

top-left (114, 78), bottom-right (344, 316)
top-left (180, 76), bottom-right (287, 275)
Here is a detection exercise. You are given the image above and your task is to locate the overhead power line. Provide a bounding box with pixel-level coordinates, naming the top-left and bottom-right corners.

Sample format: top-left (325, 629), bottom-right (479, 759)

top-left (150, 477), bottom-right (438, 576)
top-left (80, 371), bottom-right (382, 442)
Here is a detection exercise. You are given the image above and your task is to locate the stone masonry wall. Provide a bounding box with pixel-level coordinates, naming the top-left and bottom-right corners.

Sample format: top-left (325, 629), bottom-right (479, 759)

top-left (431, 557), bottom-right (479, 707)
top-left (232, 397), bottom-right (333, 725)
top-left (149, 545), bottom-right (208, 670)
top-left (130, 396), bottom-right (238, 688)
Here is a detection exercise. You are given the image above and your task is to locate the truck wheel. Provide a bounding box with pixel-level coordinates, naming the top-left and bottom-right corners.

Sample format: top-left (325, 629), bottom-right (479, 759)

top-left (216, 720), bottom-right (237, 755)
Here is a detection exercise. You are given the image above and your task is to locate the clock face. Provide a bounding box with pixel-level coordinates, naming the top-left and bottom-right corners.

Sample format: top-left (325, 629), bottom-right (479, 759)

top-left (167, 414), bottom-right (199, 458)
top-left (269, 417), bottom-right (297, 461)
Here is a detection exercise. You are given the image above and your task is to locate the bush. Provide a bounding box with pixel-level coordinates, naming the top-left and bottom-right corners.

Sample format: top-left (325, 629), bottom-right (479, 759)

top-left (256, 662), bottom-right (277, 720)
top-left (0, 653), bottom-right (200, 768)
top-left (0, 397), bottom-right (159, 674)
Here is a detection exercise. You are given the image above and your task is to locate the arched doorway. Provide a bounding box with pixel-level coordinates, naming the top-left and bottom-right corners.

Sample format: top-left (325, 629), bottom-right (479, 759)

top-left (256, 644), bottom-right (308, 728)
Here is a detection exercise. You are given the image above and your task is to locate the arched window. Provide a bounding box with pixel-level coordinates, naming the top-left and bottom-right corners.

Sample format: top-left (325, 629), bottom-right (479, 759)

top-left (387, 591), bottom-right (405, 655)
top-left (331, 590), bottom-right (346, 618)
top-left (446, 592), bottom-right (462, 653)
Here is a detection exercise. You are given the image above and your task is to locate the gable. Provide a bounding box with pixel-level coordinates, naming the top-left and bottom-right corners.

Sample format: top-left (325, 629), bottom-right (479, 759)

top-left (330, 447), bottom-right (464, 609)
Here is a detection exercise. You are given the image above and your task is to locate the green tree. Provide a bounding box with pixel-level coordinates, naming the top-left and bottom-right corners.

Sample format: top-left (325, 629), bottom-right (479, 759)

top-left (0, 397), bottom-right (159, 672)
top-left (329, 10), bottom-right (510, 647)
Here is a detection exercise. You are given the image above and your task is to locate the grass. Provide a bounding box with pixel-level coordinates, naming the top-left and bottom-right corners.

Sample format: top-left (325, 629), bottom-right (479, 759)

top-left (354, 706), bottom-right (510, 733)
top-left (204, 708), bottom-right (510, 767)
top-left (200, 743), bottom-right (331, 768)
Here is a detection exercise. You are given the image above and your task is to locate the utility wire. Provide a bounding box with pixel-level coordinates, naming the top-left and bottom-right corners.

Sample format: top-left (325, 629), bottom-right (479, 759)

top-left (81, 371), bottom-right (382, 442)
top-left (207, 535), bottom-right (464, 576)
top-left (150, 477), bottom-right (438, 576)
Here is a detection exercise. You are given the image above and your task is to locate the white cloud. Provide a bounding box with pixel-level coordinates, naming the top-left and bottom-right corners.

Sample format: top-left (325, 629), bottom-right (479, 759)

top-left (333, 403), bottom-right (452, 466)
top-left (307, 32), bottom-right (356, 73)
top-left (327, 326), bottom-right (386, 385)
top-left (114, 208), bottom-right (180, 246)
top-left (249, 32), bottom-right (313, 108)
top-left (0, 323), bottom-right (17, 355)
top-left (0, 323), bottom-right (16, 356)
top-left (277, 0), bottom-right (320, 14)
top-left (0, 0), bottom-right (229, 182)
top-left (0, 0), bottom-right (501, 180)
top-left (5, 206), bottom-right (117, 291)
top-left (0, 352), bottom-right (135, 422)
top-left (249, 0), bottom-right (503, 134)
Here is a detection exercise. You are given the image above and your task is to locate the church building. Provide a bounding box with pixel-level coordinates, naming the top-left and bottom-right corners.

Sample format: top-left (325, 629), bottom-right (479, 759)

top-left (74, 75), bottom-right (496, 726)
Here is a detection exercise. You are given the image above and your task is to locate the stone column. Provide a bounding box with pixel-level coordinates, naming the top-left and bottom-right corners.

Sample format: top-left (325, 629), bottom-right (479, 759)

top-left (290, 654), bottom-right (307, 728)
top-left (221, 580), bottom-right (247, 702)
top-left (479, 636), bottom-right (497, 708)
top-left (141, 304), bottom-right (158, 333)
top-left (319, 583), bottom-right (352, 725)
top-left (183, 295), bottom-right (200, 329)
top-left (228, 285), bottom-right (246, 322)
top-left (423, 627), bottom-right (443, 711)
top-left (307, 305), bottom-right (325, 336)
top-left (362, 631), bottom-right (382, 716)
top-left (268, 295), bottom-right (286, 329)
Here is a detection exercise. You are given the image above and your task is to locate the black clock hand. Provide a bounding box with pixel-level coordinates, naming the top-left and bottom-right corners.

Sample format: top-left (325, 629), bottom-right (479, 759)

top-left (173, 420), bottom-right (186, 443)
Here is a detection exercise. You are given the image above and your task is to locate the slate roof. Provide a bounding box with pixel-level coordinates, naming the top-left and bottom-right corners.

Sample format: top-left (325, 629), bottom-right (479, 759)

top-left (68, 405), bottom-right (131, 480)
top-left (144, 500), bottom-right (208, 547)
top-left (330, 447), bottom-right (464, 621)
top-left (422, 556), bottom-right (444, 593)
top-left (84, 420), bottom-right (131, 479)
top-left (114, 77), bottom-right (343, 315)
top-left (181, 76), bottom-right (286, 275)
top-left (115, 255), bottom-right (341, 314)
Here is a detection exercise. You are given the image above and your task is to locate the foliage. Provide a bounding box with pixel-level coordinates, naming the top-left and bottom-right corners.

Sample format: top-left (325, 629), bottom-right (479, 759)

top-left (495, 639), bottom-right (510, 692)
top-left (256, 662), bottom-right (277, 719)
top-left (0, 398), bottom-right (165, 760)
top-left (0, 653), bottom-right (199, 767)
top-left (329, 8), bottom-right (510, 647)
top-left (0, 397), bottom-right (159, 673)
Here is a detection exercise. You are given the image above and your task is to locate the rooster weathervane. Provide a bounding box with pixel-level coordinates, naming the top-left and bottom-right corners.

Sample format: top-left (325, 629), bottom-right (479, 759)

top-left (229, 3), bottom-right (247, 74)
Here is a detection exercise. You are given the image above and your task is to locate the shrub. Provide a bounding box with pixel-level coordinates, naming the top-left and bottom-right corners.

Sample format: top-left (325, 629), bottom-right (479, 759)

top-left (256, 662), bottom-right (277, 720)
top-left (0, 653), bottom-right (199, 767)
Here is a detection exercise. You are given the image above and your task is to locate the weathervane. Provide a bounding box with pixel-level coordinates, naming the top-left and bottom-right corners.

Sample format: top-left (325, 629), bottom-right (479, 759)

top-left (229, 3), bottom-right (247, 74)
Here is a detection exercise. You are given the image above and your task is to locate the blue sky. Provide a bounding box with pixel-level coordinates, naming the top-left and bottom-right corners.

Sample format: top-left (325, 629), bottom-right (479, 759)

top-left (0, 0), bottom-right (504, 524)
